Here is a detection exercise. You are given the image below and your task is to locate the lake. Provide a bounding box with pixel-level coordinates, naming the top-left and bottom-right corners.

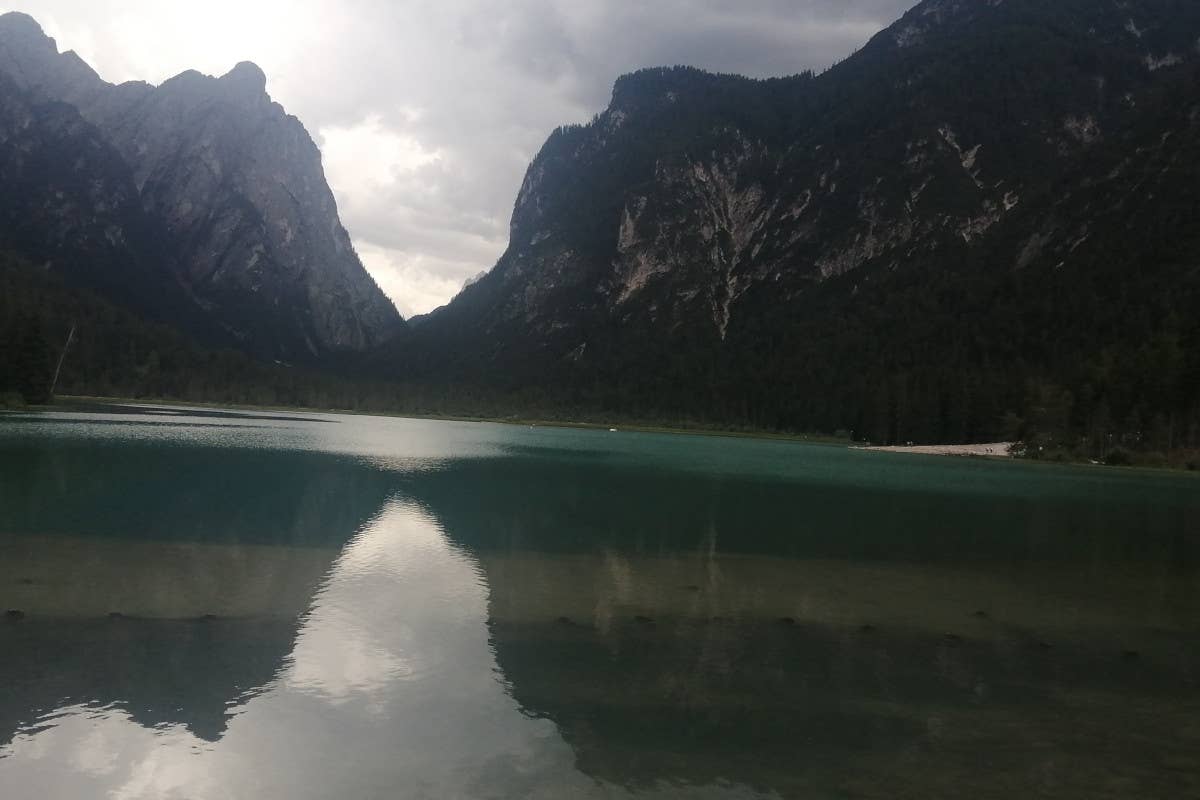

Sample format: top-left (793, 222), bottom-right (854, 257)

top-left (1, 405), bottom-right (1198, 799)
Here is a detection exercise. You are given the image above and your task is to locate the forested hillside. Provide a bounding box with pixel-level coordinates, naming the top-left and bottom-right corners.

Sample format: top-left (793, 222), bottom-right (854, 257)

top-left (0, 252), bottom-right (401, 411)
top-left (386, 0), bottom-right (1200, 457)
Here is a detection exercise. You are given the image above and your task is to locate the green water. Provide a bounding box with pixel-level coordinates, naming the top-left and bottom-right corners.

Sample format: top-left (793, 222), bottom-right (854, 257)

top-left (0, 405), bottom-right (1197, 799)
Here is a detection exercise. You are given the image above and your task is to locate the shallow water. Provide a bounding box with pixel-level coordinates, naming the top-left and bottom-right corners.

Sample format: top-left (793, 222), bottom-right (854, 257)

top-left (0, 405), bottom-right (1197, 799)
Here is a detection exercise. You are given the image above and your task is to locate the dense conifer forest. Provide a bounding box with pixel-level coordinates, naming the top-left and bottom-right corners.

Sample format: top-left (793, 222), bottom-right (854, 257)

top-left (4, 248), bottom-right (1197, 469)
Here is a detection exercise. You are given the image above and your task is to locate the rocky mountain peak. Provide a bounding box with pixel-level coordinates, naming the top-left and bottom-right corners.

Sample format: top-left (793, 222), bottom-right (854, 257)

top-left (0, 11), bottom-right (103, 103)
top-left (608, 66), bottom-right (749, 118)
top-left (0, 12), bottom-right (62, 79)
top-left (0, 11), bottom-right (48, 42)
top-left (219, 60), bottom-right (268, 98)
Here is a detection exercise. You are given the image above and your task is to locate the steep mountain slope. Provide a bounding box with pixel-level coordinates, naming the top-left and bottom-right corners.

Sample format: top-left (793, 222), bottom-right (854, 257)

top-left (0, 69), bottom-right (205, 333)
top-left (0, 12), bottom-right (402, 361)
top-left (395, 0), bottom-right (1200, 447)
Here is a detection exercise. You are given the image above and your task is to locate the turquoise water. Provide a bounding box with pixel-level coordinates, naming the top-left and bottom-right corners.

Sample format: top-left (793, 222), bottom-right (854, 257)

top-left (0, 405), bottom-right (1197, 798)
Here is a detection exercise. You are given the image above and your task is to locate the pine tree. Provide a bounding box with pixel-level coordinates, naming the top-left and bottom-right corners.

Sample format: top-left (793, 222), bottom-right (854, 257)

top-left (12, 318), bottom-right (53, 404)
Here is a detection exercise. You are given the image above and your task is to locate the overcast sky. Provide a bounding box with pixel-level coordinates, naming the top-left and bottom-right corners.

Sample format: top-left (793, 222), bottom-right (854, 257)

top-left (3, 0), bottom-right (912, 317)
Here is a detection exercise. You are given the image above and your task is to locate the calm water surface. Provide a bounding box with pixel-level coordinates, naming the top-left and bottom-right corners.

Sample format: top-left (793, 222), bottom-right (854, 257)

top-left (0, 405), bottom-right (1198, 799)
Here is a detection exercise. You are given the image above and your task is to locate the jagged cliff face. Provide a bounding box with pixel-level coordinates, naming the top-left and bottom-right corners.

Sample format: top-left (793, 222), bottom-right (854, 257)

top-left (0, 13), bottom-right (401, 360)
top-left (395, 0), bottom-right (1200, 439)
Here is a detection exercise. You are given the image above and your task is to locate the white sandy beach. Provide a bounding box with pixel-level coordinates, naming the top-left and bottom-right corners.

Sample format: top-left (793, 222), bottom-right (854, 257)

top-left (858, 442), bottom-right (1013, 457)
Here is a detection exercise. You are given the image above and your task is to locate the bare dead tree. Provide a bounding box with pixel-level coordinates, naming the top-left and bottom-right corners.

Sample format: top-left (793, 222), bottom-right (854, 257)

top-left (49, 322), bottom-right (76, 399)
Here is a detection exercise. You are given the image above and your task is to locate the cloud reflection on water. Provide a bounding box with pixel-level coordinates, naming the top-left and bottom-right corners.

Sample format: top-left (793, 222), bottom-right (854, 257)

top-left (0, 499), bottom-right (774, 799)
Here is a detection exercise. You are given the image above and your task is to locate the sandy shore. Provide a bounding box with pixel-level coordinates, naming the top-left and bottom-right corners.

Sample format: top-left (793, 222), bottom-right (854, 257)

top-left (858, 442), bottom-right (1013, 457)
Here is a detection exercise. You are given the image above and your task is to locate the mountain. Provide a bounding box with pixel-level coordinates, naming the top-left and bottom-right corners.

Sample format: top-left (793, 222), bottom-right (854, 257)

top-left (0, 12), bottom-right (402, 362)
top-left (391, 0), bottom-right (1200, 449)
top-left (0, 248), bottom-right (399, 410)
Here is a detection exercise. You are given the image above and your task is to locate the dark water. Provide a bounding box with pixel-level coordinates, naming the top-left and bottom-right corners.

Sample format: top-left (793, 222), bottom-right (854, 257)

top-left (0, 405), bottom-right (1197, 799)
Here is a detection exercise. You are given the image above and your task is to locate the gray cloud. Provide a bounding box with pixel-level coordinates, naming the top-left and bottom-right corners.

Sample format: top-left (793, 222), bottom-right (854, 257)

top-left (3, 0), bottom-right (914, 316)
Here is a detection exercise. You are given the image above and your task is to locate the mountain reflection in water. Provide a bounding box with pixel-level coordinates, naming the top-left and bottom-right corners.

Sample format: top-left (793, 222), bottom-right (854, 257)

top-left (2, 503), bottom-right (592, 798)
top-left (0, 407), bottom-right (1197, 798)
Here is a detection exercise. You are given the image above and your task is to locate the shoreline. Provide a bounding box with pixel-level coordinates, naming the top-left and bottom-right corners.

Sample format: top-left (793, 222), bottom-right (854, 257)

top-left (13, 399), bottom-right (1197, 474)
top-left (30, 395), bottom-right (850, 446)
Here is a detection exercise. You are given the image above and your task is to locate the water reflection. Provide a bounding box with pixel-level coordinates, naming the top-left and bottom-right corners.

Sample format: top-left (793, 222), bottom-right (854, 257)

top-left (1, 500), bottom-right (781, 798)
top-left (2, 504), bottom-right (538, 797)
top-left (1, 408), bottom-right (1199, 798)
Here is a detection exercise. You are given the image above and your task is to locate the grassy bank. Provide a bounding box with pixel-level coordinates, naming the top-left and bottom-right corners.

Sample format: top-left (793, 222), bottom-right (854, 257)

top-left (1014, 443), bottom-right (1200, 472)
